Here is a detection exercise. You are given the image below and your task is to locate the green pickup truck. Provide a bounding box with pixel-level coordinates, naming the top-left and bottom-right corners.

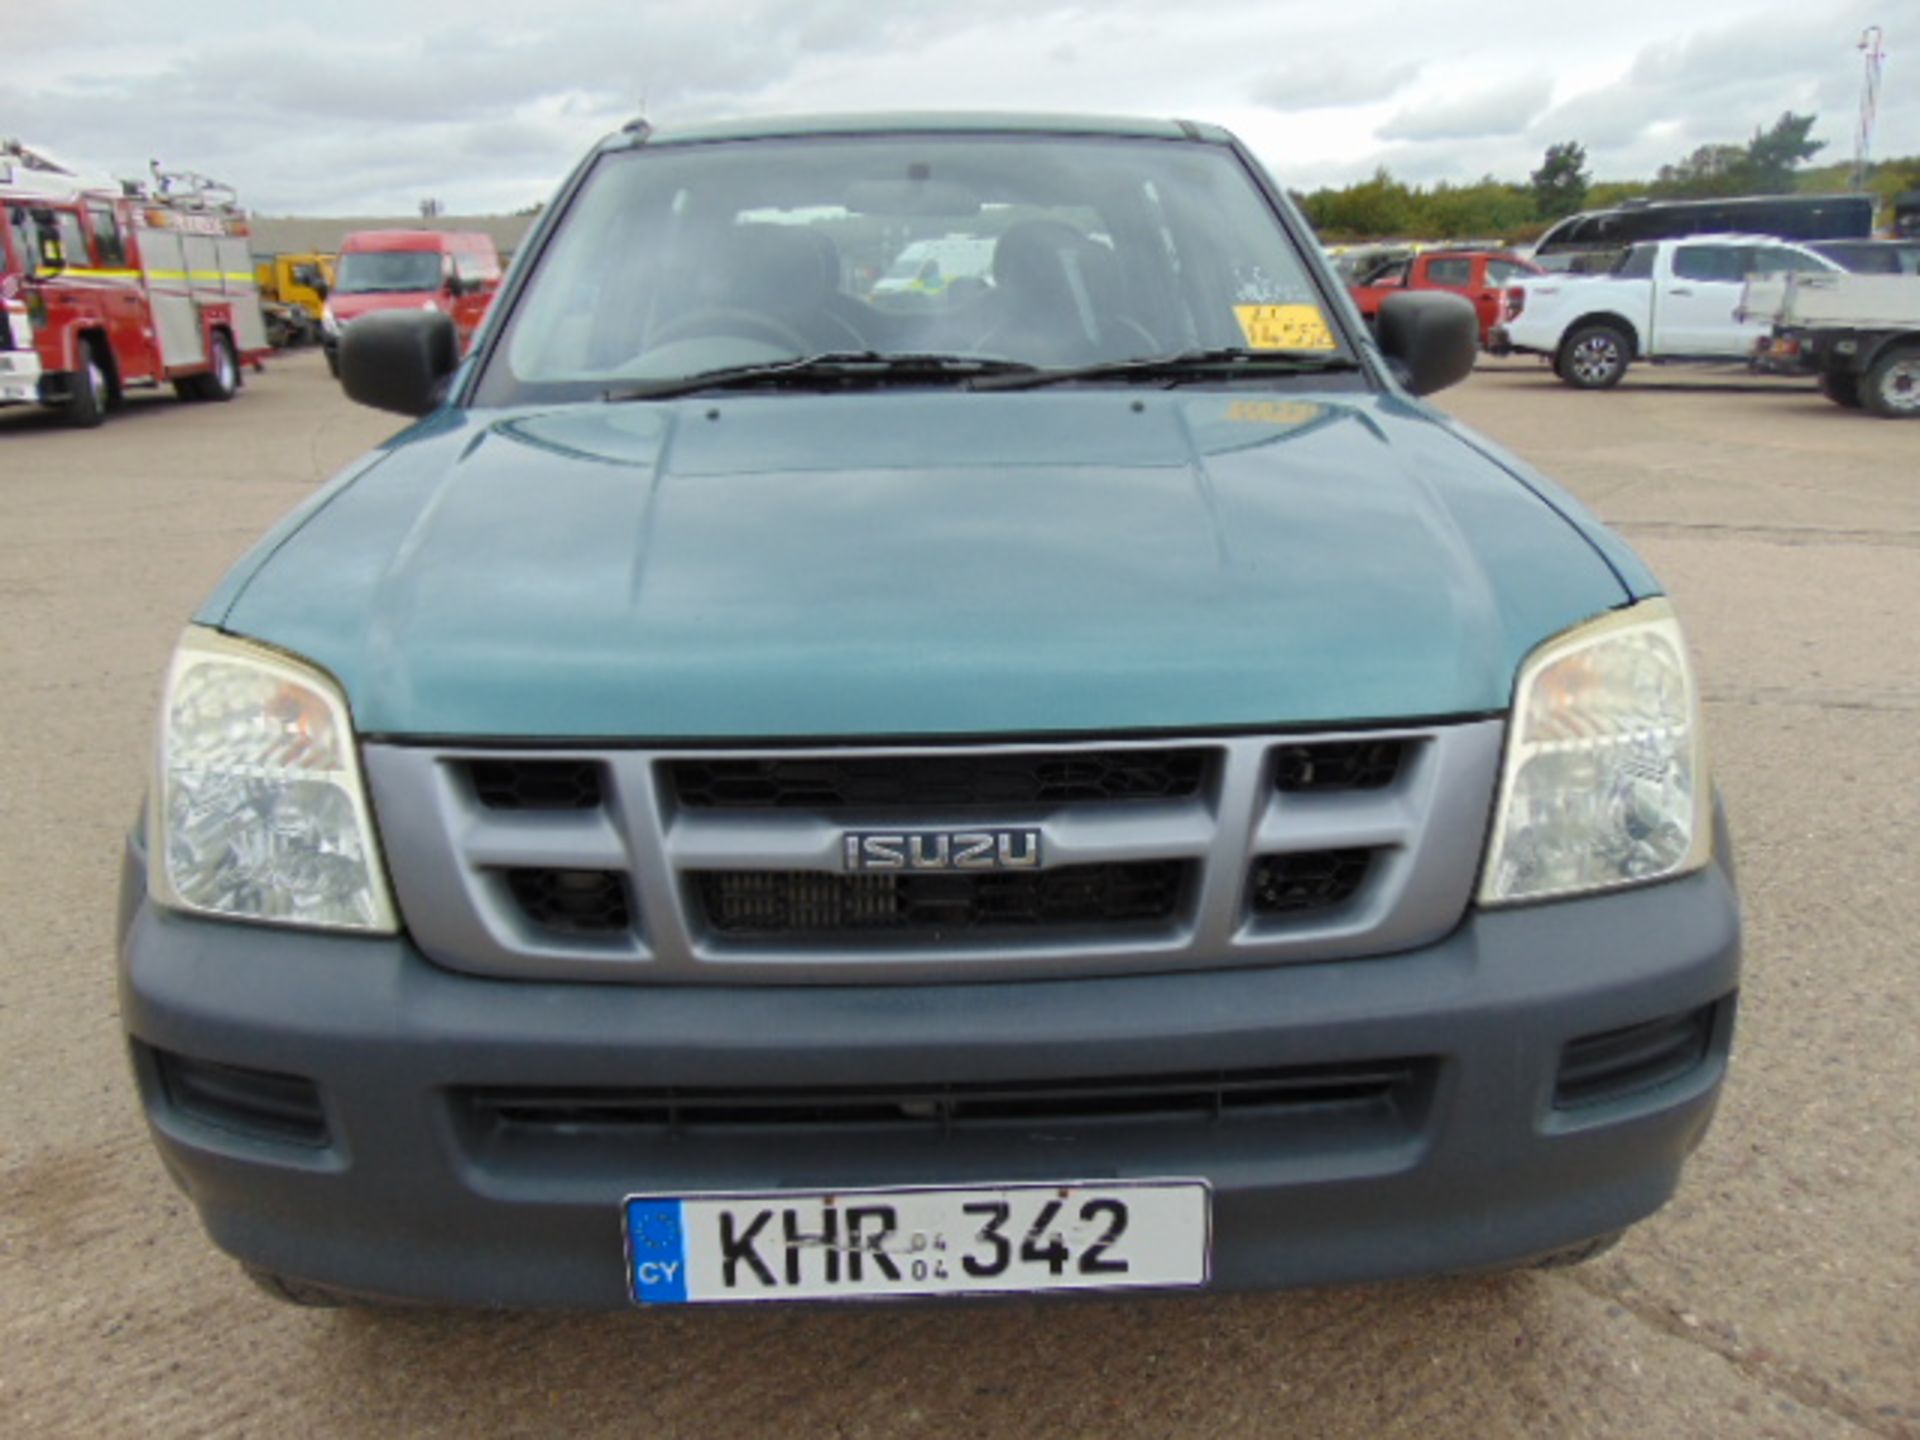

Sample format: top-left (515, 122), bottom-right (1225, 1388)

top-left (120, 113), bottom-right (1739, 1309)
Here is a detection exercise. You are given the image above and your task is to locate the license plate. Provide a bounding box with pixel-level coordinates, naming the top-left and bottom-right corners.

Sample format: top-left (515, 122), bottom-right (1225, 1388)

top-left (623, 1179), bottom-right (1210, 1305)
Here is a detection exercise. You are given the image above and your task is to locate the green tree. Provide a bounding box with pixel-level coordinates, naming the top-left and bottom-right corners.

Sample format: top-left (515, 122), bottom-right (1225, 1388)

top-left (1297, 167), bottom-right (1420, 239)
top-left (1744, 111), bottom-right (1826, 193)
top-left (1529, 142), bottom-right (1590, 219)
top-left (1653, 143), bottom-right (1752, 197)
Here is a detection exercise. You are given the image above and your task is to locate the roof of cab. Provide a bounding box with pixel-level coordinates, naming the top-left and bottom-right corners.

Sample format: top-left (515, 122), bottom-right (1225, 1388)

top-left (612, 112), bottom-right (1233, 149)
top-left (341, 228), bottom-right (497, 252)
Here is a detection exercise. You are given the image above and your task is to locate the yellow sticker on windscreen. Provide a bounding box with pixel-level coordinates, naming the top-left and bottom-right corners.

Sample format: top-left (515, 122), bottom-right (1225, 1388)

top-left (1233, 304), bottom-right (1336, 351)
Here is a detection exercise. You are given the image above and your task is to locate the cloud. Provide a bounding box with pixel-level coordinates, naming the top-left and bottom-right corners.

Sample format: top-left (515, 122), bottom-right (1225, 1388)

top-left (1248, 59), bottom-right (1421, 112)
top-left (1378, 79), bottom-right (1553, 142)
top-left (10, 0), bottom-right (1911, 215)
top-left (1527, 0), bottom-right (1882, 170)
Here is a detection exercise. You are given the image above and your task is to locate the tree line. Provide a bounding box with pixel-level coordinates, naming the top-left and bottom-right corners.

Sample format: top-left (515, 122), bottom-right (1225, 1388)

top-left (1295, 113), bottom-right (1920, 243)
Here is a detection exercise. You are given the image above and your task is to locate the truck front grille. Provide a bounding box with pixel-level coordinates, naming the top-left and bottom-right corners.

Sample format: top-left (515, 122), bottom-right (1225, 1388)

top-left (365, 723), bottom-right (1503, 984)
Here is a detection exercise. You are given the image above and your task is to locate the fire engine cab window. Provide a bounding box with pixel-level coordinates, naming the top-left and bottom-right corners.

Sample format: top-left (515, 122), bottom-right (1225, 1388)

top-left (334, 251), bottom-right (444, 294)
top-left (55, 210), bottom-right (92, 269)
top-left (4, 207), bottom-right (38, 272)
top-left (87, 206), bottom-right (126, 267)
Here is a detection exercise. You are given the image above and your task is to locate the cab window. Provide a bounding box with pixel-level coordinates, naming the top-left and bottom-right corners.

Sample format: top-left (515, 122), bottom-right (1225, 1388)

top-left (54, 209), bottom-right (93, 269)
top-left (1672, 245), bottom-right (1744, 283)
top-left (1423, 257), bottom-right (1473, 285)
top-left (3, 206), bottom-right (40, 272)
top-left (1749, 246), bottom-right (1829, 276)
top-left (86, 205), bottom-right (127, 267)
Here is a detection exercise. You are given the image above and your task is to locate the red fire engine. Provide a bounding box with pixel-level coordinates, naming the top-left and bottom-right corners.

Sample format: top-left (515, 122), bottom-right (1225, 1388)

top-left (1, 140), bottom-right (270, 427)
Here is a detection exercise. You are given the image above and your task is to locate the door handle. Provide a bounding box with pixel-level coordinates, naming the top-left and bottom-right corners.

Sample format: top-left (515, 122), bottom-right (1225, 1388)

top-left (1668, 287), bottom-right (1693, 296)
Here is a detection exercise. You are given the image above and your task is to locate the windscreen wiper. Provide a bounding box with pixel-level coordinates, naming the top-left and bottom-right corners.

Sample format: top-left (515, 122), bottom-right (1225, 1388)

top-left (966, 348), bottom-right (1363, 392)
top-left (606, 352), bottom-right (1039, 402)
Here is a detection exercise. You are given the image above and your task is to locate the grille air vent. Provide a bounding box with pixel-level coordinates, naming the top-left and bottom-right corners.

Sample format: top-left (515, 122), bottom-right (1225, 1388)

top-left (668, 750), bottom-right (1209, 810)
top-left (506, 868), bottom-right (633, 937)
top-left (1273, 740), bottom-right (1405, 792)
top-left (697, 862), bottom-right (1188, 937)
top-left (467, 759), bottom-right (604, 810)
top-left (1249, 849), bottom-right (1373, 916)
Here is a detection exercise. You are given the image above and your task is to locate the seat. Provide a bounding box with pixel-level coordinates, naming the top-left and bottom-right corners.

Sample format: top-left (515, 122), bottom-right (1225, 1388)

top-left (719, 225), bottom-right (867, 351)
top-left (975, 221), bottom-right (1151, 365)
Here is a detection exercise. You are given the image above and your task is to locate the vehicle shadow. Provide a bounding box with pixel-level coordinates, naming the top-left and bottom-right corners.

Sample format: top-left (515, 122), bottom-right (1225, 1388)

top-left (0, 366), bottom-right (289, 434)
top-left (308, 1270), bottom-right (1583, 1436)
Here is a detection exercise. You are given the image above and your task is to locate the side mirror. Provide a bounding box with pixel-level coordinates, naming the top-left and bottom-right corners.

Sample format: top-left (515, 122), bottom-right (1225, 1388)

top-left (1375, 290), bottom-right (1478, 397)
top-left (339, 308), bottom-right (458, 416)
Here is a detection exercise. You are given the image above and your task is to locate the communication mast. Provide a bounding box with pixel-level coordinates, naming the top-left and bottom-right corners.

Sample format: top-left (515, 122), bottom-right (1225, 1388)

top-left (1852, 25), bottom-right (1886, 192)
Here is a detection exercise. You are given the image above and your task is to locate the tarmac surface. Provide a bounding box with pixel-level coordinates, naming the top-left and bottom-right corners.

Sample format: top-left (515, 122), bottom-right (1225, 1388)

top-left (1, 352), bottom-right (1916, 1438)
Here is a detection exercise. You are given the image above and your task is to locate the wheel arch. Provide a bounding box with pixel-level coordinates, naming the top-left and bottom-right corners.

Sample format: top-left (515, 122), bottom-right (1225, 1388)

top-left (1559, 311), bottom-right (1642, 361)
top-left (1858, 331), bottom-right (1920, 374)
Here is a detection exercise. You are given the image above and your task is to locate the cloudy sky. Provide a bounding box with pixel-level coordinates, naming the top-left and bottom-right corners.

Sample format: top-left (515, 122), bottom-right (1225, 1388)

top-left (11, 0), bottom-right (1912, 216)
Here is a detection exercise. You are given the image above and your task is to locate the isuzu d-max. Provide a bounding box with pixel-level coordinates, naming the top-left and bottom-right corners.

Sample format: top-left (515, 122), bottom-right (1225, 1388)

top-left (119, 114), bottom-right (1739, 1309)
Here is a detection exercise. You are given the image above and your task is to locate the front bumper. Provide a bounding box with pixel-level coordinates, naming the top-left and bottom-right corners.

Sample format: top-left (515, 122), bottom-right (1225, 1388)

top-left (0, 351), bottom-right (42, 404)
top-left (119, 836), bottom-right (1739, 1308)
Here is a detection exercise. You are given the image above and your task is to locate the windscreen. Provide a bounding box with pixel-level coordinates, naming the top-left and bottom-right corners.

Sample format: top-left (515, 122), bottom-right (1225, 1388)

top-left (474, 134), bottom-right (1339, 404)
top-left (334, 250), bottom-right (443, 294)
top-left (4, 206), bottom-right (42, 273)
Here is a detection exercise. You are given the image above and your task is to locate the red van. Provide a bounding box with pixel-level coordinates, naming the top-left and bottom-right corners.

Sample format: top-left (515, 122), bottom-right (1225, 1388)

top-left (321, 229), bottom-right (500, 374)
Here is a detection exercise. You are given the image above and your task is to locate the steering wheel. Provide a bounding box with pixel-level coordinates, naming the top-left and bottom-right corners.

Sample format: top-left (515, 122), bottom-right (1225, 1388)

top-left (647, 307), bottom-right (809, 353)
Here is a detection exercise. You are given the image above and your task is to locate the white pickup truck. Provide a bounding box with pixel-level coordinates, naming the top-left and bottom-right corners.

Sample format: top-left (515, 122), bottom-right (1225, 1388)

top-left (1741, 270), bottom-right (1920, 417)
top-left (1492, 234), bottom-right (1841, 388)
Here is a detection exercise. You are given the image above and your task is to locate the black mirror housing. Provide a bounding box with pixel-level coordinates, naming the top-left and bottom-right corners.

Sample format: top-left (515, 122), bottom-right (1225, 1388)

top-left (1375, 291), bottom-right (1479, 397)
top-left (339, 309), bottom-right (459, 416)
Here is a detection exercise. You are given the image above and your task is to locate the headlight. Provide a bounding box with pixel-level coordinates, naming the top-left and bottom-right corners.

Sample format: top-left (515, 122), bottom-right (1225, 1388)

top-left (149, 627), bottom-right (397, 933)
top-left (320, 305), bottom-right (338, 335)
top-left (1479, 597), bottom-right (1711, 905)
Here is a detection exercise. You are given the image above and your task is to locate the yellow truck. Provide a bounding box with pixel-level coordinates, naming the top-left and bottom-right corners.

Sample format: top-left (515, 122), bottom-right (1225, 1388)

top-left (253, 252), bottom-right (334, 347)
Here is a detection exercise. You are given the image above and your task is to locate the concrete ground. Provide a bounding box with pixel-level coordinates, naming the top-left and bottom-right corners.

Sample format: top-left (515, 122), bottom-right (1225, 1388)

top-left (1, 352), bottom-right (1915, 1439)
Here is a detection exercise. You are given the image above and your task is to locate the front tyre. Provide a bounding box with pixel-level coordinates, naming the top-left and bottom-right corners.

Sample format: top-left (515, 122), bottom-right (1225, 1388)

top-left (1556, 323), bottom-right (1632, 390)
top-left (60, 341), bottom-right (111, 428)
top-left (1860, 346), bottom-right (1920, 419)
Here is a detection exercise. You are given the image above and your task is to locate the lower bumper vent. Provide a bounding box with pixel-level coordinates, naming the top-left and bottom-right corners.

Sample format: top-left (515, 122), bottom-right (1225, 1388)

top-left (149, 1046), bottom-right (329, 1147)
top-left (458, 1058), bottom-right (1433, 1136)
top-left (1554, 1003), bottom-right (1720, 1109)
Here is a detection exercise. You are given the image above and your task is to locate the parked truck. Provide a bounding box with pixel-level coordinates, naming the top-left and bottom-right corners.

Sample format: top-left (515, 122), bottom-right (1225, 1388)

top-left (1493, 234), bottom-right (1840, 388)
top-left (1741, 270), bottom-right (1920, 417)
top-left (121, 113), bottom-right (1739, 1311)
top-left (254, 251), bottom-right (334, 347)
top-left (1348, 248), bottom-right (1540, 345)
top-left (1, 141), bottom-right (269, 425)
